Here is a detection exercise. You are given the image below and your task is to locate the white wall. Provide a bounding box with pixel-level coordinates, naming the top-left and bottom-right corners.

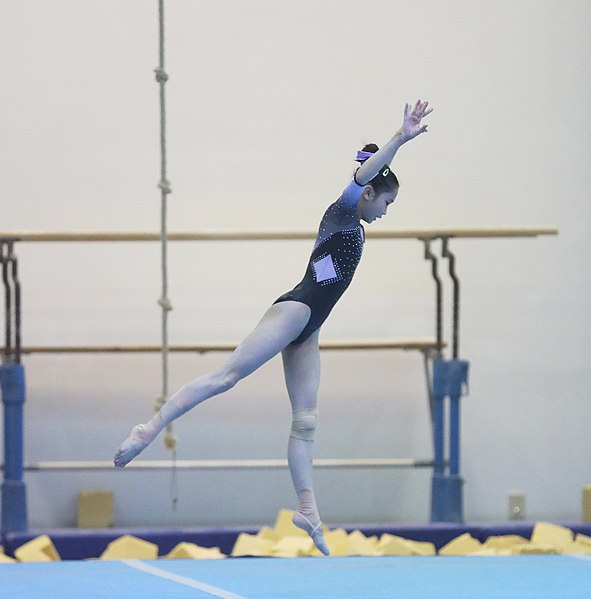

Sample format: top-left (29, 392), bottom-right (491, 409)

top-left (1, 0), bottom-right (590, 528)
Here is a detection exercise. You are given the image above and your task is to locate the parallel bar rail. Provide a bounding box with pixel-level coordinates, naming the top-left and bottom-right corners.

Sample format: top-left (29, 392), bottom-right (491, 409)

top-left (4, 339), bottom-right (443, 355)
top-left (0, 227), bottom-right (559, 243)
top-left (4, 458), bottom-right (435, 471)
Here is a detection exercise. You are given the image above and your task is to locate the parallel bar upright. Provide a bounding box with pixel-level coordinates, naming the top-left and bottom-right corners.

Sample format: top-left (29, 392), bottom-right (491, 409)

top-left (428, 238), bottom-right (470, 523)
top-left (1, 241), bottom-right (27, 532)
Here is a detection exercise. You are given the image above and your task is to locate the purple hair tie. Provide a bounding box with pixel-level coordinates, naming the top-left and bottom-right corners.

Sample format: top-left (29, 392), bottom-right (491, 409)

top-left (356, 150), bottom-right (374, 163)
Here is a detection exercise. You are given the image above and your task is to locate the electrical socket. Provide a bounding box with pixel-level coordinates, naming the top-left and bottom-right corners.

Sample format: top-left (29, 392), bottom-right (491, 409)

top-left (509, 492), bottom-right (526, 520)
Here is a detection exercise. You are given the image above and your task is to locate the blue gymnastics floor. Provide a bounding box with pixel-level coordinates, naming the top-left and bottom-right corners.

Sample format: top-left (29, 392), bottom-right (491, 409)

top-left (2, 555), bottom-right (591, 599)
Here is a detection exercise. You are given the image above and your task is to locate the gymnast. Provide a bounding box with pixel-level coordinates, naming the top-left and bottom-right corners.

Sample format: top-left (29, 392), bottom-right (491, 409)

top-left (114, 100), bottom-right (433, 555)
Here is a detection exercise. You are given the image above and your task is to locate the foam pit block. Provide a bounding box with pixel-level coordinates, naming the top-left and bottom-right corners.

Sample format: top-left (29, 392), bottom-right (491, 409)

top-left (14, 535), bottom-right (61, 562)
top-left (257, 526), bottom-right (280, 542)
top-left (438, 533), bottom-right (482, 556)
top-left (511, 543), bottom-right (562, 555)
top-left (231, 533), bottom-right (275, 557)
top-left (271, 536), bottom-right (314, 558)
top-left (100, 535), bottom-right (158, 560)
top-left (0, 550), bottom-right (17, 563)
top-left (583, 486), bottom-right (591, 523)
top-left (77, 489), bottom-right (114, 529)
top-left (346, 530), bottom-right (382, 556)
top-left (324, 528), bottom-right (350, 556)
top-left (467, 548), bottom-right (502, 556)
top-left (378, 534), bottom-right (413, 556)
top-left (165, 542), bottom-right (226, 559)
top-left (379, 534), bottom-right (435, 556)
top-left (483, 535), bottom-right (529, 550)
top-left (531, 522), bottom-right (574, 547)
top-left (576, 533), bottom-right (591, 547)
top-left (561, 541), bottom-right (591, 555)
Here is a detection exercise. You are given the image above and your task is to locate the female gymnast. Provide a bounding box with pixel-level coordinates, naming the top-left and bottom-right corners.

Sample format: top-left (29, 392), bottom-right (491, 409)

top-left (114, 100), bottom-right (433, 555)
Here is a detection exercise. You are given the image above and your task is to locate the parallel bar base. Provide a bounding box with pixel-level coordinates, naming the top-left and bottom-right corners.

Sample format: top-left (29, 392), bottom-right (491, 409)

top-left (431, 474), bottom-right (464, 523)
top-left (1, 479), bottom-right (27, 533)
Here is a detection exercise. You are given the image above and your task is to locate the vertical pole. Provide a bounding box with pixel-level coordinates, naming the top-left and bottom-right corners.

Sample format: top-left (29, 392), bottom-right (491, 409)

top-left (432, 363), bottom-right (446, 477)
top-left (423, 240), bottom-right (443, 358)
top-left (442, 238), bottom-right (460, 359)
top-left (1, 363), bottom-right (28, 532)
top-left (1, 242), bottom-right (13, 362)
top-left (449, 394), bottom-right (461, 477)
top-left (10, 243), bottom-right (22, 364)
top-left (430, 360), bottom-right (448, 522)
top-left (430, 359), bottom-right (469, 523)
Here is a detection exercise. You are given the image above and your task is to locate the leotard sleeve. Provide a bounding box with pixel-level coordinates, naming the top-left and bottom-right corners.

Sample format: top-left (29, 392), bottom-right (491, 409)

top-left (329, 178), bottom-right (365, 226)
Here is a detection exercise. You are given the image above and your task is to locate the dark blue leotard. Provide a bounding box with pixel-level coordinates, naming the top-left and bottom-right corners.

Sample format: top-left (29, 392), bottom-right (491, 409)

top-left (274, 179), bottom-right (365, 344)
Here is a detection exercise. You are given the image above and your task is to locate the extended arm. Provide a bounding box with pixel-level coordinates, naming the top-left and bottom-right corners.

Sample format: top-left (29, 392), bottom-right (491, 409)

top-left (355, 100), bottom-right (433, 185)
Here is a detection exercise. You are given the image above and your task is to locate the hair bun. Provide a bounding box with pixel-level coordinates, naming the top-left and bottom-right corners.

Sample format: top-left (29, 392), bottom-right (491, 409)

top-left (356, 143), bottom-right (380, 164)
top-left (362, 143), bottom-right (379, 154)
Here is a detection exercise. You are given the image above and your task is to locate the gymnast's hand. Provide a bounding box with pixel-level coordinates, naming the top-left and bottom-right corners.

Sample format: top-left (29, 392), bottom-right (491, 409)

top-left (400, 100), bottom-right (433, 142)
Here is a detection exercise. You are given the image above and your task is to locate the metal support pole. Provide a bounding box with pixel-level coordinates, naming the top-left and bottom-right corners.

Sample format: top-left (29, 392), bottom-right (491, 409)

top-left (1, 242), bottom-right (12, 363)
top-left (449, 392), bottom-right (461, 477)
top-left (430, 359), bottom-right (469, 523)
top-left (1, 363), bottom-right (27, 532)
top-left (432, 375), bottom-right (445, 477)
top-left (442, 238), bottom-right (460, 359)
top-left (1, 241), bottom-right (21, 365)
top-left (423, 240), bottom-right (443, 358)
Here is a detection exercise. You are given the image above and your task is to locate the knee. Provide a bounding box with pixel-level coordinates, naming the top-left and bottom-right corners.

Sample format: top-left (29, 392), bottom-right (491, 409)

top-left (290, 408), bottom-right (319, 442)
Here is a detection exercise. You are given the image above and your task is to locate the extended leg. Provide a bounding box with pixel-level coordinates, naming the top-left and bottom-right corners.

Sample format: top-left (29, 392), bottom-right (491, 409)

top-left (114, 301), bottom-right (310, 467)
top-left (281, 330), bottom-right (329, 556)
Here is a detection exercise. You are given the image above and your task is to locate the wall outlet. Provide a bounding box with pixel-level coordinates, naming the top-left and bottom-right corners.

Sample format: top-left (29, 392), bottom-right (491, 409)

top-left (509, 492), bottom-right (526, 520)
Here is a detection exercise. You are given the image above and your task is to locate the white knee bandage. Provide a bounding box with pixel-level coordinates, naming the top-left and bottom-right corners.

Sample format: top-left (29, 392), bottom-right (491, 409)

top-left (290, 409), bottom-right (319, 441)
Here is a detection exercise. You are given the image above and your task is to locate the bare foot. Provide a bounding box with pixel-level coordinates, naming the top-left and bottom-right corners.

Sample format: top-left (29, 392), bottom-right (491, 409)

top-left (113, 424), bottom-right (152, 468)
top-left (292, 512), bottom-right (330, 556)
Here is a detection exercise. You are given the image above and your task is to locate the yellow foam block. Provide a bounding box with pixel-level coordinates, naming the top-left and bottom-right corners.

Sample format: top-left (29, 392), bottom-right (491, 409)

top-left (407, 540), bottom-right (436, 556)
top-left (531, 522), bottom-right (573, 547)
top-left (438, 533), bottom-right (482, 556)
top-left (561, 541), bottom-right (591, 555)
top-left (272, 509), bottom-right (308, 539)
top-left (257, 526), bottom-right (280, 542)
top-left (165, 542), bottom-right (225, 560)
top-left (511, 543), bottom-right (562, 555)
top-left (100, 535), bottom-right (158, 560)
top-left (271, 536), bottom-right (314, 558)
top-left (324, 528), bottom-right (350, 556)
top-left (231, 533), bottom-right (275, 557)
top-left (15, 535), bottom-right (61, 562)
top-left (77, 489), bottom-right (114, 529)
top-left (378, 534), bottom-right (414, 556)
top-left (483, 535), bottom-right (529, 550)
top-left (575, 533), bottom-right (591, 547)
top-left (346, 530), bottom-right (383, 556)
top-left (583, 485), bottom-right (591, 523)
top-left (467, 547), bottom-right (501, 556)
top-left (0, 551), bottom-right (17, 564)
top-left (378, 534), bottom-right (435, 556)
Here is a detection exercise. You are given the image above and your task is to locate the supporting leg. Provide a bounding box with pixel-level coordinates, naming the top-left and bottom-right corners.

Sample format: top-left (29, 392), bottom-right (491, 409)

top-left (282, 330), bottom-right (329, 556)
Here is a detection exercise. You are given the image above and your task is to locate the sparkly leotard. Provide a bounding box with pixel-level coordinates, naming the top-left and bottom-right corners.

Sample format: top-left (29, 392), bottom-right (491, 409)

top-left (274, 179), bottom-right (365, 344)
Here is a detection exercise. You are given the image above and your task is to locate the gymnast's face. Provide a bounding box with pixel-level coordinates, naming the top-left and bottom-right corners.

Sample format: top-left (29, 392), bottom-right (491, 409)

top-left (359, 187), bottom-right (398, 224)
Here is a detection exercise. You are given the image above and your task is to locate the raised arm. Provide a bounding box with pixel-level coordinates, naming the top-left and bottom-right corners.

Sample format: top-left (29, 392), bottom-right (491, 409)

top-left (355, 100), bottom-right (433, 185)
